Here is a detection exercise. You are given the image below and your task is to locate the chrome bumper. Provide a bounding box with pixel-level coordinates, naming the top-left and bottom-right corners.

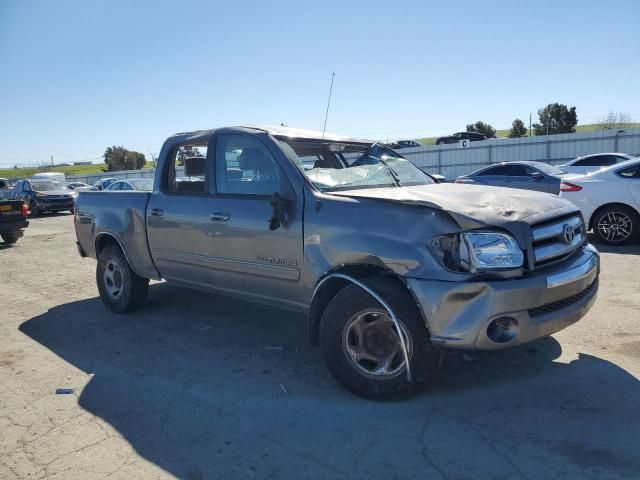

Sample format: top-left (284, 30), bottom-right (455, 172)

top-left (407, 245), bottom-right (599, 350)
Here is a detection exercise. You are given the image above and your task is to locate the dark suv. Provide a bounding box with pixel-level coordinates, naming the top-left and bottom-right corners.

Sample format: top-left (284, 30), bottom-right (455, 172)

top-left (435, 132), bottom-right (487, 145)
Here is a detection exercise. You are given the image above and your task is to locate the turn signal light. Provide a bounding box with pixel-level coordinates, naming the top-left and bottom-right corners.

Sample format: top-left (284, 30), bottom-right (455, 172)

top-left (21, 201), bottom-right (28, 216)
top-left (560, 181), bottom-right (582, 192)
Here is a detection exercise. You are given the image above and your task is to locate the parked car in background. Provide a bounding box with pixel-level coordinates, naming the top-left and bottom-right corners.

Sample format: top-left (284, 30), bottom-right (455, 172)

top-left (435, 132), bottom-right (487, 145)
top-left (386, 140), bottom-right (422, 149)
top-left (67, 181), bottom-right (91, 190)
top-left (559, 158), bottom-right (640, 245)
top-left (0, 199), bottom-right (29, 244)
top-left (93, 177), bottom-right (118, 191)
top-left (10, 179), bottom-right (76, 215)
top-left (455, 161), bottom-right (566, 194)
top-left (559, 152), bottom-right (635, 175)
top-left (105, 179), bottom-right (154, 191)
top-left (74, 125), bottom-right (599, 399)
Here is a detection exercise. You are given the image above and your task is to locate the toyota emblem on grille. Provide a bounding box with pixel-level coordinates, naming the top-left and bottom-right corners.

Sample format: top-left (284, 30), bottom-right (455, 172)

top-left (562, 224), bottom-right (575, 243)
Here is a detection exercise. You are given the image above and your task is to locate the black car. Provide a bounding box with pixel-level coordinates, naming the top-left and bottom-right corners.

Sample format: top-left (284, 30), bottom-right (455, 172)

top-left (0, 199), bottom-right (29, 244)
top-left (10, 179), bottom-right (77, 215)
top-left (435, 132), bottom-right (487, 145)
top-left (385, 140), bottom-right (422, 149)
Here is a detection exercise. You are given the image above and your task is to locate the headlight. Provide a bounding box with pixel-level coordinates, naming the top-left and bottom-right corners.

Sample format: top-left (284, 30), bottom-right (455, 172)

top-left (429, 231), bottom-right (524, 273)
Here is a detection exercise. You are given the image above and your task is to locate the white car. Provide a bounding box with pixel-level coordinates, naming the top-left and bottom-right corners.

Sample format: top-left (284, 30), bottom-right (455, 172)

top-left (560, 158), bottom-right (640, 245)
top-left (559, 152), bottom-right (635, 175)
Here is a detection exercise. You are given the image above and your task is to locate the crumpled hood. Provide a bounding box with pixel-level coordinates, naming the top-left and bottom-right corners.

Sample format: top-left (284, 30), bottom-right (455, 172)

top-left (330, 183), bottom-right (578, 230)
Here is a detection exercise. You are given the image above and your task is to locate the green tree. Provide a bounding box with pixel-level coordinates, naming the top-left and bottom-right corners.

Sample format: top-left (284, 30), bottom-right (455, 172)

top-left (533, 103), bottom-right (578, 135)
top-left (508, 118), bottom-right (527, 138)
top-left (103, 146), bottom-right (147, 171)
top-left (466, 121), bottom-right (496, 138)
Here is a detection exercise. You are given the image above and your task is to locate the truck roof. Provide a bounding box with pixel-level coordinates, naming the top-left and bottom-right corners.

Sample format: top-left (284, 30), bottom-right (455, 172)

top-left (169, 125), bottom-right (373, 144)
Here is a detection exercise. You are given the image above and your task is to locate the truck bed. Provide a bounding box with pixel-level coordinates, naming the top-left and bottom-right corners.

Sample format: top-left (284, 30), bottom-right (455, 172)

top-left (74, 191), bottom-right (159, 279)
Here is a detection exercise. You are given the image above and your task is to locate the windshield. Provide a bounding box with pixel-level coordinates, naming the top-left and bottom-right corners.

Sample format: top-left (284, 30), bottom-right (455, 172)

top-left (30, 180), bottom-right (64, 191)
top-left (277, 139), bottom-right (434, 192)
top-left (535, 163), bottom-right (566, 176)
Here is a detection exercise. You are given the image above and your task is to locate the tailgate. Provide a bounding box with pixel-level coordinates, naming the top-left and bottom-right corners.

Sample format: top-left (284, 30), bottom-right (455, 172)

top-left (0, 201), bottom-right (26, 223)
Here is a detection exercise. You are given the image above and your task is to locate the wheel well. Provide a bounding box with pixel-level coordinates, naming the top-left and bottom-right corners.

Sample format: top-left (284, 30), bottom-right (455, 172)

top-left (95, 234), bottom-right (123, 257)
top-left (308, 264), bottom-right (424, 345)
top-left (588, 203), bottom-right (640, 230)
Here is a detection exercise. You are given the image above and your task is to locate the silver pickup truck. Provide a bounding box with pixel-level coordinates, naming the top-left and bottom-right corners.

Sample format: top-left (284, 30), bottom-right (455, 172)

top-left (75, 125), bottom-right (599, 399)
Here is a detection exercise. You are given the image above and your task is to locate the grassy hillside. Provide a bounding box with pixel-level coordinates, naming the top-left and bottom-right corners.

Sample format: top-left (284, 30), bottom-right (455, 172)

top-left (0, 161), bottom-right (155, 180)
top-left (415, 123), bottom-right (640, 145)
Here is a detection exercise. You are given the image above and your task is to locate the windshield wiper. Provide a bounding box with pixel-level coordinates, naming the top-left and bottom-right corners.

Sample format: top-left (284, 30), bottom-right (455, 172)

top-left (367, 144), bottom-right (402, 187)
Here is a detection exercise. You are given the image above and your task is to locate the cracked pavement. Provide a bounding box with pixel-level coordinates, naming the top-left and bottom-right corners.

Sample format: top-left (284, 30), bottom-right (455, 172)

top-left (1, 214), bottom-right (639, 479)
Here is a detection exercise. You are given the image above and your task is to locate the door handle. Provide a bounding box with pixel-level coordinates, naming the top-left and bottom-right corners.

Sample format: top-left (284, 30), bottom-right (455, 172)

top-left (149, 208), bottom-right (164, 216)
top-left (210, 212), bottom-right (230, 222)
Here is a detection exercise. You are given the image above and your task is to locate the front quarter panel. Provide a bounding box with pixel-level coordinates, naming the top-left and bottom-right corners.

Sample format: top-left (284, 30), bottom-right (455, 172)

top-left (302, 187), bottom-right (464, 302)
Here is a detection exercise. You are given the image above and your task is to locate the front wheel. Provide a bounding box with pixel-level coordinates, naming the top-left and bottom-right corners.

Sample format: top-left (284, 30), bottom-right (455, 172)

top-left (592, 205), bottom-right (639, 245)
top-left (319, 277), bottom-right (440, 400)
top-left (96, 245), bottom-right (149, 312)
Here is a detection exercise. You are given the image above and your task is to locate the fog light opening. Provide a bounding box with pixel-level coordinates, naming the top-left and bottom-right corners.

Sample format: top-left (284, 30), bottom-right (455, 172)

top-left (487, 317), bottom-right (519, 344)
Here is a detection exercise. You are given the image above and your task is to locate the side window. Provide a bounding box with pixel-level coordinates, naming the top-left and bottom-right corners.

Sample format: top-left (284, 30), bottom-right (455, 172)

top-left (215, 135), bottom-right (280, 196)
top-left (605, 155), bottom-right (622, 166)
top-left (479, 165), bottom-right (524, 176)
top-left (23, 181), bottom-right (31, 191)
top-left (166, 142), bottom-right (208, 194)
top-left (617, 165), bottom-right (640, 178)
top-left (576, 155), bottom-right (605, 167)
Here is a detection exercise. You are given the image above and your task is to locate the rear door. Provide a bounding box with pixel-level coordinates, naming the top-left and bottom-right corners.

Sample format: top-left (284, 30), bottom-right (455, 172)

top-left (618, 164), bottom-right (640, 208)
top-left (146, 137), bottom-right (215, 287)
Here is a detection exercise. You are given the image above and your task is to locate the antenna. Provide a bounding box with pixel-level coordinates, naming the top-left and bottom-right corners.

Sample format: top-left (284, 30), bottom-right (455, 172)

top-left (322, 72), bottom-right (335, 138)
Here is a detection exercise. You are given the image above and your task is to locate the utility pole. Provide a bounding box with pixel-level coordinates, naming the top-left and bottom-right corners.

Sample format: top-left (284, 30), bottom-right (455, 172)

top-left (322, 72), bottom-right (335, 139)
top-left (50, 155), bottom-right (54, 166)
top-left (529, 113), bottom-right (532, 137)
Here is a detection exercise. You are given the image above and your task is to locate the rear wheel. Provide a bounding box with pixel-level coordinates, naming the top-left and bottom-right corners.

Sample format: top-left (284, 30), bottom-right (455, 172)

top-left (319, 277), bottom-right (440, 400)
top-left (96, 245), bottom-right (149, 312)
top-left (592, 205), bottom-right (639, 245)
top-left (1, 232), bottom-right (20, 244)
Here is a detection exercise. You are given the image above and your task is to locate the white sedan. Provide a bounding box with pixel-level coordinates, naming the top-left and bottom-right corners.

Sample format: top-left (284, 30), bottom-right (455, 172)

top-left (560, 158), bottom-right (640, 245)
top-left (559, 152), bottom-right (635, 175)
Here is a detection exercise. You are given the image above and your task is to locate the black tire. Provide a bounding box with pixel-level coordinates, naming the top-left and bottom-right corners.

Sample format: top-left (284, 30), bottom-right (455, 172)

top-left (319, 277), bottom-right (440, 400)
top-left (29, 201), bottom-right (40, 217)
top-left (592, 205), bottom-right (640, 245)
top-left (1, 232), bottom-right (20, 244)
top-left (96, 245), bottom-right (149, 313)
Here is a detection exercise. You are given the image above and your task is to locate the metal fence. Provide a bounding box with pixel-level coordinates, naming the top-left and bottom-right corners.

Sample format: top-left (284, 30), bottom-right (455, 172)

top-left (67, 168), bottom-right (156, 185)
top-left (397, 127), bottom-right (640, 180)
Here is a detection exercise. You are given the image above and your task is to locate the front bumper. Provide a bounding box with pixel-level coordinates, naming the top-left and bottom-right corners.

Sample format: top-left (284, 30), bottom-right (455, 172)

top-left (407, 244), bottom-right (599, 350)
top-left (36, 199), bottom-right (75, 211)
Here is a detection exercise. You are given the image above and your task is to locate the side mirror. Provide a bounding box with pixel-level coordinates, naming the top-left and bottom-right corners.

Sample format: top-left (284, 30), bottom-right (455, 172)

top-left (530, 171), bottom-right (544, 180)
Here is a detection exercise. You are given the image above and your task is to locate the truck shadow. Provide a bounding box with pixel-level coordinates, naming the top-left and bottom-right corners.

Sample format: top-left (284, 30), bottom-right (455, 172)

top-left (19, 283), bottom-right (640, 479)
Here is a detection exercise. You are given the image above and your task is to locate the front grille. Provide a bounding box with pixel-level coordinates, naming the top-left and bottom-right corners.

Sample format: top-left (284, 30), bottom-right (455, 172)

top-left (528, 280), bottom-right (597, 318)
top-left (531, 214), bottom-right (585, 268)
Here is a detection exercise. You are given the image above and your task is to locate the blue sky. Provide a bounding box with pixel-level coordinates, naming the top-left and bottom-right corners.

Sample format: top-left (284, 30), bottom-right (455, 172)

top-left (0, 0), bottom-right (639, 167)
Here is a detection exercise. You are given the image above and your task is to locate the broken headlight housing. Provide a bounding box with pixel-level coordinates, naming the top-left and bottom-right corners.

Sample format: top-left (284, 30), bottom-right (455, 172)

top-left (429, 232), bottom-right (524, 273)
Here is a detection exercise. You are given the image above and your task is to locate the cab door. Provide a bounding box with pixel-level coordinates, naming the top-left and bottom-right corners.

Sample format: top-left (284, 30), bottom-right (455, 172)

top-left (201, 132), bottom-right (304, 310)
